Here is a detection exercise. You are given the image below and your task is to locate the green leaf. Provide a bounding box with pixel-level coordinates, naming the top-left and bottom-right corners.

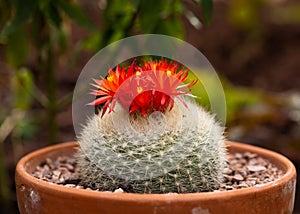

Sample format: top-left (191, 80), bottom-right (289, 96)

top-left (129, 0), bottom-right (140, 10)
top-left (154, 16), bottom-right (184, 39)
top-left (138, 0), bottom-right (184, 37)
top-left (139, 0), bottom-right (164, 33)
top-left (12, 68), bottom-right (34, 110)
top-left (196, 0), bottom-right (213, 25)
top-left (5, 27), bottom-right (29, 68)
top-left (229, 0), bottom-right (262, 30)
top-left (82, 32), bottom-right (102, 51)
top-left (56, 26), bottom-right (68, 53)
top-left (43, 1), bottom-right (63, 28)
top-left (15, 116), bottom-right (38, 140)
top-left (58, 0), bottom-right (96, 31)
top-left (0, 0), bottom-right (37, 39)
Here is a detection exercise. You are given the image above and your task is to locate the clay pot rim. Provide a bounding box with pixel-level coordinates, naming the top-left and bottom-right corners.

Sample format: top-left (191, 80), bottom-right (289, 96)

top-left (16, 141), bottom-right (296, 202)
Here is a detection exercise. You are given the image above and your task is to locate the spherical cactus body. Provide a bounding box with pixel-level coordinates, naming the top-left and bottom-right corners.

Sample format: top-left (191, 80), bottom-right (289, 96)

top-left (76, 98), bottom-right (227, 193)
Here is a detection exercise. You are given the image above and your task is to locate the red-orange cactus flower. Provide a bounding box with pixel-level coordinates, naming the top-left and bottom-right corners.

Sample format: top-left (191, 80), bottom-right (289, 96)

top-left (88, 62), bottom-right (136, 117)
top-left (88, 59), bottom-right (197, 117)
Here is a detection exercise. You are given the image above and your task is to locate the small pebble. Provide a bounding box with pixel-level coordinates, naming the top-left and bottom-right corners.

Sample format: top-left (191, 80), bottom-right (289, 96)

top-left (244, 152), bottom-right (257, 159)
top-left (232, 174), bottom-right (244, 181)
top-left (246, 181), bottom-right (256, 187)
top-left (225, 185), bottom-right (234, 190)
top-left (63, 163), bottom-right (75, 172)
top-left (114, 188), bottom-right (124, 193)
top-left (223, 168), bottom-right (233, 175)
top-left (42, 170), bottom-right (52, 178)
top-left (53, 170), bottom-right (61, 177)
top-left (235, 153), bottom-right (243, 159)
top-left (247, 165), bottom-right (267, 172)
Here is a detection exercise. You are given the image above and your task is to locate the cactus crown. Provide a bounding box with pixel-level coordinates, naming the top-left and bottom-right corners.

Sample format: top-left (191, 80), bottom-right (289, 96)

top-left (77, 58), bottom-right (227, 193)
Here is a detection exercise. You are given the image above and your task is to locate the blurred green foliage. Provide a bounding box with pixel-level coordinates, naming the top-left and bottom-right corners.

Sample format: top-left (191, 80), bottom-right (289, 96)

top-left (189, 71), bottom-right (262, 124)
top-left (0, 0), bottom-right (212, 145)
top-left (0, 0), bottom-right (212, 208)
top-left (0, 0), bottom-right (95, 39)
top-left (12, 68), bottom-right (34, 110)
top-left (83, 0), bottom-right (213, 50)
top-left (271, 3), bottom-right (300, 24)
top-left (229, 0), bottom-right (300, 31)
top-left (229, 0), bottom-right (264, 31)
top-left (0, 0), bottom-right (97, 146)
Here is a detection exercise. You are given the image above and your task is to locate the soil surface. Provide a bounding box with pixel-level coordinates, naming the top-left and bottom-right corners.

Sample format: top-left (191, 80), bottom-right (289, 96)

top-left (32, 152), bottom-right (283, 193)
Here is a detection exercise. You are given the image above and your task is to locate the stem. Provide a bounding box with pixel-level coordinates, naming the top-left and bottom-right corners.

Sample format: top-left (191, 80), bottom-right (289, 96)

top-left (46, 47), bottom-right (57, 145)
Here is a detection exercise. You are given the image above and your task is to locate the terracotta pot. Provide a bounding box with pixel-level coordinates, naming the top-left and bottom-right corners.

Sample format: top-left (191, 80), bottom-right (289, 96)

top-left (15, 141), bottom-right (296, 214)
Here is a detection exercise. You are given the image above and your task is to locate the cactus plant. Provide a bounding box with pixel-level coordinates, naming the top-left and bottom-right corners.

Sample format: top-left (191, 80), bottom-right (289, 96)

top-left (76, 59), bottom-right (227, 193)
